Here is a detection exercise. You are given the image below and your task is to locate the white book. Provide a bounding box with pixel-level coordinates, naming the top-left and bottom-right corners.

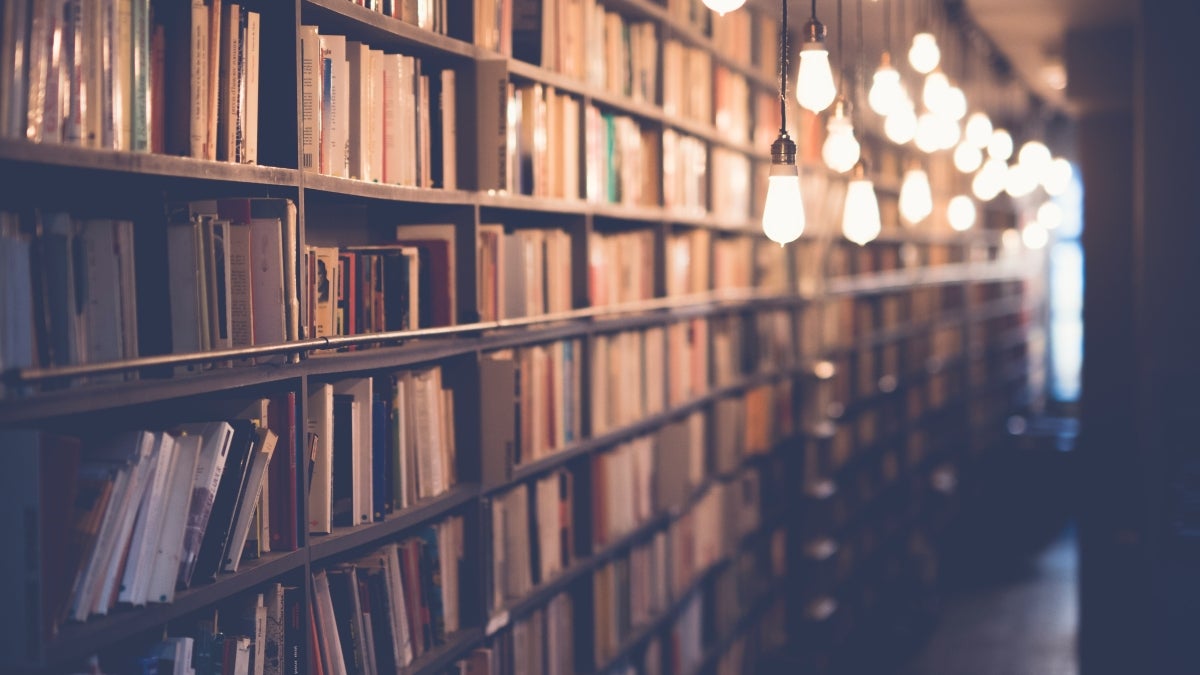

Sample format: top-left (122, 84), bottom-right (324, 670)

top-left (382, 53), bottom-right (403, 184)
top-left (68, 465), bottom-right (130, 621)
top-left (248, 216), bottom-right (285, 348)
top-left (333, 377), bottom-right (373, 526)
top-left (367, 49), bottom-right (385, 183)
top-left (414, 368), bottom-right (442, 500)
top-left (115, 0), bottom-right (132, 149)
top-left (318, 33), bottom-right (346, 177)
top-left (79, 220), bottom-right (124, 367)
top-left (312, 570), bottom-right (348, 675)
top-left (439, 69), bottom-right (456, 190)
top-left (147, 433), bottom-right (201, 604)
top-left (307, 383), bottom-right (334, 534)
top-left (120, 432), bottom-right (178, 606)
top-left (383, 544), bottom-right (413, 666)
top-left (92, 431), bottom-right (158, 616)
top-left (299, 25), bottom-right (320, 172)
top-left (345, 41), bottom-right (370, 181)
top-left (176, 421), bottom-right (234, 588)
top-left (243, 11), bottom-right (259, 164)
top-left (223, 427), bottom-right (277, 572)
top-left (167, 217), bottom-right (203, 356)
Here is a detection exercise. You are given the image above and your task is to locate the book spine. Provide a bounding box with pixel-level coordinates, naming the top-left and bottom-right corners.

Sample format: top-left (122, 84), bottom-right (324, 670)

top-left (130, 0), bottom-right (149, 151)
top-left (189, 0), bottom-right (207, 158)
top-left (300, 26), bottom-right (319, 173)
top-left (243, 11), bottom-right (259, 164)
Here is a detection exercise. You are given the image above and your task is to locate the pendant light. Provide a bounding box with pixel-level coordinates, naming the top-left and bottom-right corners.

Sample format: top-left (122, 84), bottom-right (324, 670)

top-left (1005, 161), bottom-right (1038, 197)
top-left (701, 0), bottom-right (747, 15)
top-left (953, 141), bottom-right (983, 173)
top-left (972, 157), bottom-right (1007, 201)
top-left (965, 112), bottom-right (993, 147)
top-left (843, 161), bottom-right (882, 245)
top-left (796, 0), bottom-right (836, 112)
top-left (868, 0), bottom-right (902, 115)
top-left (899, 164), bottom-right (933, 225)
top-left (822, 0), bottom-right (859, 173)
top-left (1037, 201), bottom-right (1063, 229)
top-left (922, 70), bottom-right (951, 112)
top-left (1018, 139), bottom-right (1052, 180)
top-left (1042, 157), bottom-right (1072, 196)
top-left (842, 0), bottom-right (880, 246)
top-left (948, 195), bottom-right (977, 231)
top-left (914, 111), bottom-right (941, 153)
top-left (762, 0), bottom-right (805, 245)
top-left (987, 128), bottom-right (1013, 160)
top-left (885, 93), bottom-right (917, 144)
top-left (909, 32), bottom-right (940, 74)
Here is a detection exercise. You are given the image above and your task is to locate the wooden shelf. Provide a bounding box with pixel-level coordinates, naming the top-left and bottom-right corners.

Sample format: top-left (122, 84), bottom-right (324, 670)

top-left (45, 550), bottom-right (307, 668)
top-left (0, 139), bottom-right (299, 185)
top-left (301, 0), bottom-right (479, 59)
top-left (309, 484), bottom-right (479, 562)
top-left (302, 172), bottom-right (477, 204)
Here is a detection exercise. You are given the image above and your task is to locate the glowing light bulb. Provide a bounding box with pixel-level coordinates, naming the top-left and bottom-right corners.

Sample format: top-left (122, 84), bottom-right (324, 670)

top-left (965, 112), bottom-right (993, 148)
top-left (908, 33), bottom-right (940, 74)
top-left (915, 112), bottom-right (941, 153)
top-left (899, 168), bottom-right (933, 225)
top-left (797, 49), bottom-right (837, 112)
top-left (1037, 201), bottom-right (1063, 229)
top-left (868, 55), bottom-right (903, 116)
top-left (972, 158), bottom-right (1007, 201)
top-left (953, 142), bottom-right (982, 173)
top-left (988, 129), bottom-right (1013, 160)
top-left (885, 96), bottom-right (917, 144)
top-left (822, 104), bottom-right (860, 173)
top-left (935, 114), bottom-right (961, 150)
top-left (944, 86), bottom-right (967, 120)
top-left (762, 166), bottom-right (806, 245)
top-left (1018, 140), bottom-right (1053, 179)
top-left (1022, 221), bottom-right (1049, 249)
top-left (1042, 157), bottom-right (1072, 196)
top-left (701, 0), bottom-right (747, 15)
top-left (948, 195), bottom-right (977, 231)
top-left (922, 71), bottom-right (951, 112)
top-left (843, 165), bottom-right (882, 245)
top-left (1004, 162), bottom-right (1038, 197)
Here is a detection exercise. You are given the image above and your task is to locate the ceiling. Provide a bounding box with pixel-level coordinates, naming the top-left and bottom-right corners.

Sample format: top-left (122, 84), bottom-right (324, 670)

top-left (964, 0), bottom-right (1135, 114)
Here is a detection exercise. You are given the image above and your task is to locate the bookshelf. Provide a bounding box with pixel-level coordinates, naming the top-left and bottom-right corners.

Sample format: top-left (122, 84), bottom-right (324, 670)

top-left (0, 1), bottom-right (1040, 674)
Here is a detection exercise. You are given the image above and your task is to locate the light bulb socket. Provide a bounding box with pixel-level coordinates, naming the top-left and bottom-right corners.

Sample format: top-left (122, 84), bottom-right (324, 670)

top-left (771, 132), bottom-right (798, 166)
top-left (831, 97), bottom-right (851, 119)
top-left (801, 17), bottom-right (826, 49)
top-left (879, 51), bottom-right (892, 68)
top-left (851, 158), bottom-right (870, 179)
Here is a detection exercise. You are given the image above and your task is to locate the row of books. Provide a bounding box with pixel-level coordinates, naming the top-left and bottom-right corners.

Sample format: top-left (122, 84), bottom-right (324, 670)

top-left (477, 224), bottom-right (573, 322)
top-left (0, 213), bottom-right (138, 391)
top-left (591, 437), bottom-right (658, 549)
top-left (713, 234), bottom-right (753, 290)
top-left (711, 148), bottom-right (752, 222)
top-left (473, 0), bottom-right (513, 55)
top-left (584, 106), bottom-right (660, 207)
top-left (139, 586), bottom-right (301, 675)
top-left (666, 228), bottom-right (712, 298)
top-left (662, 41), bottom-right (711, 126)
top-left (585, 5), bottom-right (657, 104)
top-left (714, 67), bottom-right (750, 144)
top-left (303, 222), bottom-right (457, 339)
top-left (311, 515), bottom-right (465, 674)
top-left (4, 395), bottom-right (298, 638)
top-left (589, 328), bottom-right (666, 435)
top-left (667, 319), bottom-right (711, 407)
top-left (167, 198), bottom-right (299, 360)
top-left (1, 0), bottom-right (260, 162)
top-left (344, 0), bottom-right (449, 34)
top-left (587, 229), bottom-right (655, 308)
top-left (487, 469), bottom-right (574, 611)
top-left (307, 367), bottom-right (458, 534)
top-left (507, 83), bottom-right (581, 200)
top-left (512, 0), bottom-right (587, 81)
top-left (662, 130), bottom-right (708, 215)
top-left (592, 532), bottom-right (670, 669)
top-left (480, 340), bottom-right (584, 481)
top-left (300, 26), bottom-right (456, 188)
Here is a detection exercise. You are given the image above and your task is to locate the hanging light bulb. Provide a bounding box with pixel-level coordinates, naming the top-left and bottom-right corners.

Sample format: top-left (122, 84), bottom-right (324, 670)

top-left (1037, 201), bottom-right (1063, 229)
top-left (1022, 221), bottom-right (1049, 249)
top-left (762, 0), bottom-right (805, 245)
top-left (1042, 157), bottom-right (1073, 196)
top-left (943, 86), bottom-right (967, 120)
top-left (796, 7), bottom-right (836, 113)
top-left (701, 0), bottom-right (747, 15)
top-left (822, 98), bottom-right (860, 173)
top-left (908, 32), bottom-right (940, 74)
top-left (868, 53), bottom-right (903, 115)
top-left (922, 70), bottom-right (951, 112)
top-left (972, 158), bottom-right (1007, 201)
top-left (948, 195), bottom-right (977, 231)
top-left (915, 112), bottom-right (941, 153)
top-left (965, 112), bottom-right (993, 148)
top-left (885, 93), bottom-right (917, 144)
top-left (953, 141), bottom-right (982, 173)
top-left (899, 166), bottom-right (933, 225)
top-left (935, 113), bottom-right (961, 150)
top-left (843, 160), bottom-right (881, 245)
top-left (1018, 140), bottom-right (1053, 180)
top-left (1004, 162), bottom-right (1038, 197)
top-left (988, 128), bottom-right (1013, 160)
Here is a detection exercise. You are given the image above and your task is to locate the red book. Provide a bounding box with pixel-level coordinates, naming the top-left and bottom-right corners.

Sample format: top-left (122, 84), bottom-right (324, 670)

top-left (399, 540), bottom-right (426, 656)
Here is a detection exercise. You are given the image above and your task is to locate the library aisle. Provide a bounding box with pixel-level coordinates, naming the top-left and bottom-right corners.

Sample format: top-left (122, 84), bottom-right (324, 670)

top-left (897, 527), bottom-right (1078, 675)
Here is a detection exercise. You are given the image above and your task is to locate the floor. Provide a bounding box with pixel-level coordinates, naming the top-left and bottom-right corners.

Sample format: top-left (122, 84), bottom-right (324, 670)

top-left (898, 528), bottom-right (1079, 675)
